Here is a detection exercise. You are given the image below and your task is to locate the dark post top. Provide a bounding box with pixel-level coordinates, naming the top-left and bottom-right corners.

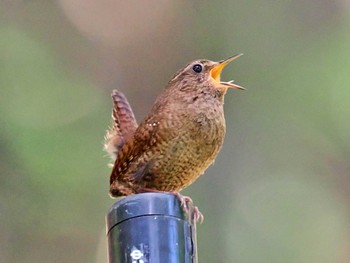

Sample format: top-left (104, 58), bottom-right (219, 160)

top-left (106, 193), bottom-right (198, 263)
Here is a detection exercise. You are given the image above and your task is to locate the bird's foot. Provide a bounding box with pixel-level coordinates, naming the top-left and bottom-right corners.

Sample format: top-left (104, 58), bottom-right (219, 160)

top-left (173, 192), bottom-right (204, 224)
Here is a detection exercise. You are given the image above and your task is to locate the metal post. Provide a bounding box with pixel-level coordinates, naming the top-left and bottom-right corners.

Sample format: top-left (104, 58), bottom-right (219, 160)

top-left (106, 193), bottom-right (198, 263)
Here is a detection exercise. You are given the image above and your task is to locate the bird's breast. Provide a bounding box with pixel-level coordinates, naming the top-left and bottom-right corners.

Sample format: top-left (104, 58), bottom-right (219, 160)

top-left (165, 102), bottom-right (226, 161)
top-left (150, 108), bottom-right (226, 191)
top-left (191, 110), bottom-right (226, 150)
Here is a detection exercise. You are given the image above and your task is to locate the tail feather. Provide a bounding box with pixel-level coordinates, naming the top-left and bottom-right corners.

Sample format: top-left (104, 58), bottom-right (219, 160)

top-left (104, 90), bottom-right (138, 161)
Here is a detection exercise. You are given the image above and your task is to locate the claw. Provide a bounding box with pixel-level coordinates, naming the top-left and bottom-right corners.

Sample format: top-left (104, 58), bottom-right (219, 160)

top-left (193, 206), bottom-right (204, 223)
top-left (173, 192), bottom-right (204, 224)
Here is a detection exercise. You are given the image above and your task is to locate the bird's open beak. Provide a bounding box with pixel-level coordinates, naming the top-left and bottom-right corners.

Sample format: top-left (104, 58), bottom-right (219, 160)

top-left (210, 53), bottom-right (245, 90)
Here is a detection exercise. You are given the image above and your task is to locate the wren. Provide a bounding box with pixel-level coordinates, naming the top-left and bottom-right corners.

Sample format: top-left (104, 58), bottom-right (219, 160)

top-left (105, 54), bottom-right (244, 219)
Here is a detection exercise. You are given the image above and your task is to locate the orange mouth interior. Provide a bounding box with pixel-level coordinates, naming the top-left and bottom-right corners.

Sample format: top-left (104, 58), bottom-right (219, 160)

top-left (210, 63), bottom-right (226, 83)
top-left (209, 53), bottom-right (245, 90)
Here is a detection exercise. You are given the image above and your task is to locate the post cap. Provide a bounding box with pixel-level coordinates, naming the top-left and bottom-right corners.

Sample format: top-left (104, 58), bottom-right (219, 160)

top-left (106, 193), bottom-right (187, 233)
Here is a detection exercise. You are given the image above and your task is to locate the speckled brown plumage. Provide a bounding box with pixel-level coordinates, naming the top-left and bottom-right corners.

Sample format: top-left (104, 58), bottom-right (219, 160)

top-left (105, 54), bottom-right (244, 198)
top-left (104, 90), bottom-right (138, 161)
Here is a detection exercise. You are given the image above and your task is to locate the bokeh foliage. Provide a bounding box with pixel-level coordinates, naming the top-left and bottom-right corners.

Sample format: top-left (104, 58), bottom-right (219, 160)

top-left (1, 1), bottom-right (349, 262)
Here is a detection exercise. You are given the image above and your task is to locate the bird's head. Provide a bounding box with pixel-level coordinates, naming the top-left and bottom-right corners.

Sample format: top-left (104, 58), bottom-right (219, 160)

top-left (169, 54), bottom-right (245, 93)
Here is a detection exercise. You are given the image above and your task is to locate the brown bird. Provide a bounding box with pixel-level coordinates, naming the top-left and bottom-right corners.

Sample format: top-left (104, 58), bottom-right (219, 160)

top-left (105, 54), bottom-right (244, 219)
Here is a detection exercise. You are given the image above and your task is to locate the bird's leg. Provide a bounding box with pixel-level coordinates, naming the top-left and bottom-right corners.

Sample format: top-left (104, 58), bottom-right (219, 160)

top-left (173, 192), bottom-right (204, 224)
top-left (173, 192), bottom-right (193, 209)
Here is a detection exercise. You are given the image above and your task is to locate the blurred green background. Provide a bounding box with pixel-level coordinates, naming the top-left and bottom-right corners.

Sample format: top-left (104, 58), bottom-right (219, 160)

top-left (1, 1), bottom-right (349, 262)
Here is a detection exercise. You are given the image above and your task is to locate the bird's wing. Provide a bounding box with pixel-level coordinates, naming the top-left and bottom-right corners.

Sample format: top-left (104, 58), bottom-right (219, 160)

top-left (109, 113), bottom-right (177, 196)
top-left (104, 90), bottom-right (138, 161)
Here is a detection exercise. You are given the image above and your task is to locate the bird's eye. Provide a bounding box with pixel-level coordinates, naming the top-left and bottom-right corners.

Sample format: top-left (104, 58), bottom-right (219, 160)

top-left (192, 64), bottom-right (202, 73)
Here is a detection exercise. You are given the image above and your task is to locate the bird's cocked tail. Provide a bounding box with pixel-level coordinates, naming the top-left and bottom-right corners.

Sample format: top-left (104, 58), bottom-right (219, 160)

top-left (104, 90), bottom-right (138, 162)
